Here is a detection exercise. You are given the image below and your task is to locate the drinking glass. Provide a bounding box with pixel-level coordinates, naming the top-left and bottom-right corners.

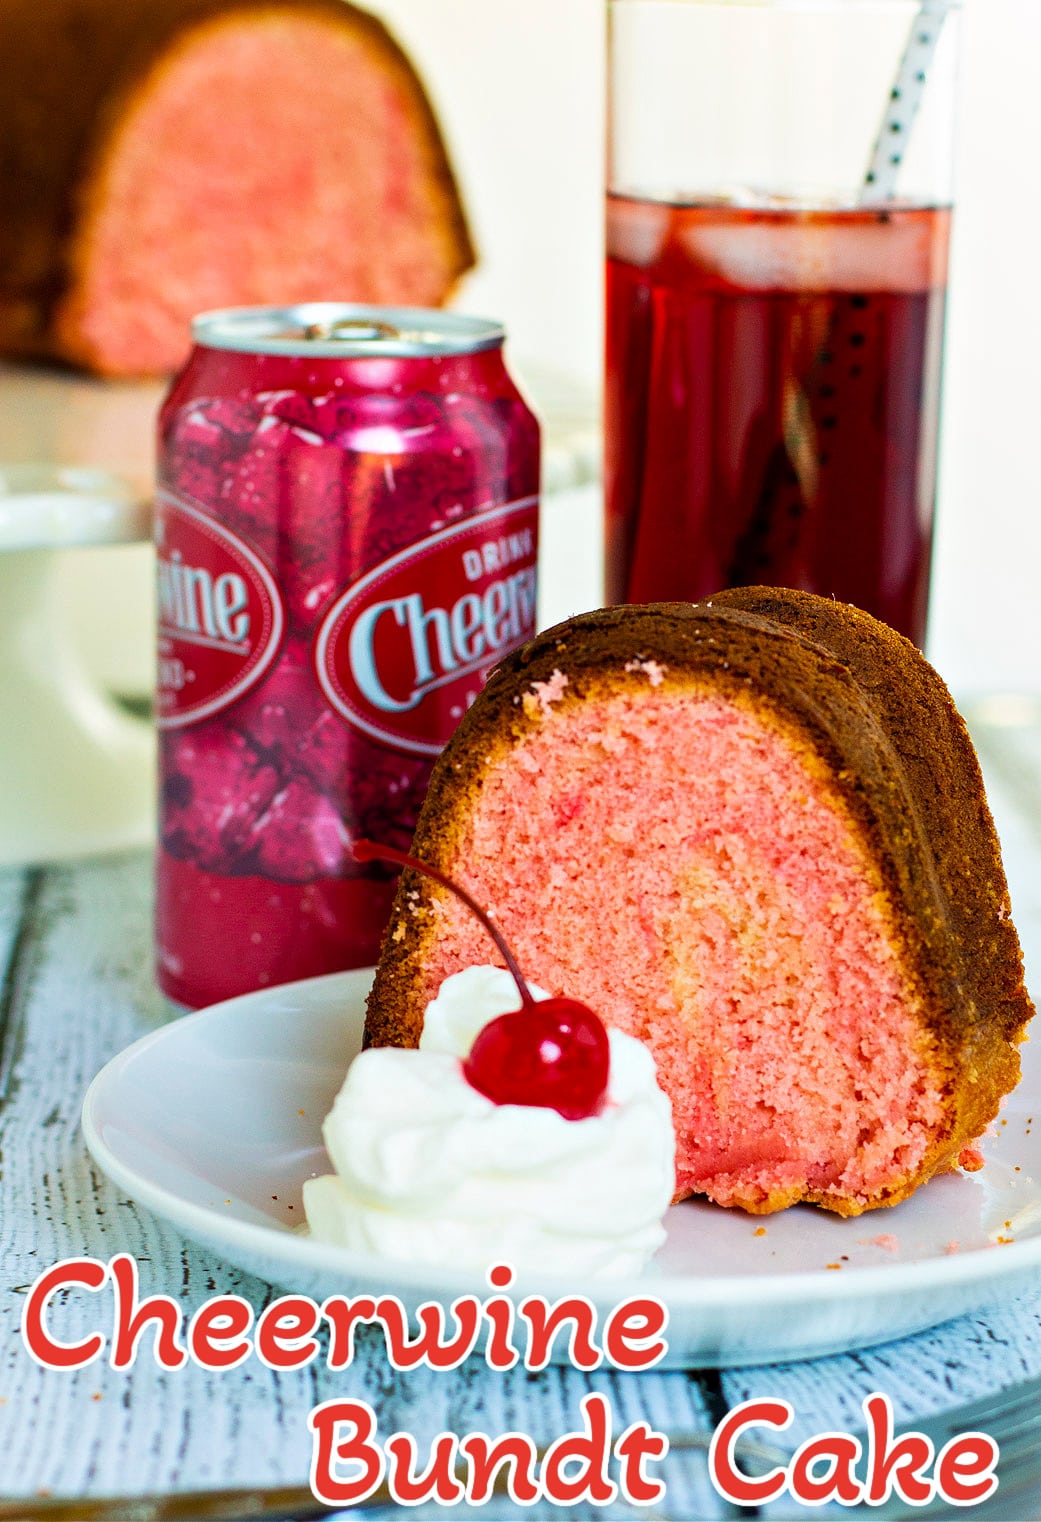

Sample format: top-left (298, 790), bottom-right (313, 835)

top-left (605, 0), bottom-right (960, 646)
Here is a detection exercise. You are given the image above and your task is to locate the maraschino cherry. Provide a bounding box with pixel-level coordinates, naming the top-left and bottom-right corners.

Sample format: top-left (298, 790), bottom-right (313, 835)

top-left (353, 840), bottom-right (610, 1121)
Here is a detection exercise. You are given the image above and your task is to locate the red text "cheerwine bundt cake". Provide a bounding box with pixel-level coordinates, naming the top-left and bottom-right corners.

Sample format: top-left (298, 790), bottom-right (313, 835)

top-left (364, 590), bottom-right (1035, 1217)
top-left (0, 0), bottom-right (474, 376)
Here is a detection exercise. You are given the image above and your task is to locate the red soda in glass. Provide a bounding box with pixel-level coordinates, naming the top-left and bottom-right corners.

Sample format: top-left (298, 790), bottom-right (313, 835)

top-left (156, 304), bottom-right (540, 1009)
top-left (605, 197), bottom-right (950, 646)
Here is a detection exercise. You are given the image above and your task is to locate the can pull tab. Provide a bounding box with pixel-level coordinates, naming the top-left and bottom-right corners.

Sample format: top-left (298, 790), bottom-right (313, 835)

top-left (303, 317), bottom-right (400, 343)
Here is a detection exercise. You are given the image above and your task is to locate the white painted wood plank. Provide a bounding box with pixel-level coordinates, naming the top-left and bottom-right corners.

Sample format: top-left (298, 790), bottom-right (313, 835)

top-left (4, 692), bottom-right (1041, 1515)
top-left (725, 1293), bottom-right (1041, 1439)
top-left (0, 853), bottom-right (727, 1518)
top-left (0, 865), bottom-right (31, 974)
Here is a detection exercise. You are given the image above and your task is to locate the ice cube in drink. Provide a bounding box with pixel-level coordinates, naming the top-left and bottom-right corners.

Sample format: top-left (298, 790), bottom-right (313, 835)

top-left (605, 196), bottom-right (951, 646)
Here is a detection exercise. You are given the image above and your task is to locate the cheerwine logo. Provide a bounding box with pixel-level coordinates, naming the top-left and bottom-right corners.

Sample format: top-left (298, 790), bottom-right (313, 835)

top-left (155, 490), bottom-right (284, 729)
top-left (316, 497), bottom-right (539, 755)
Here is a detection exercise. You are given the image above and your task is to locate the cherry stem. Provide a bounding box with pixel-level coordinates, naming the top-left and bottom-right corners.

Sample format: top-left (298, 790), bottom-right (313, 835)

top-left (353, 839), bottom-right (536, 1008)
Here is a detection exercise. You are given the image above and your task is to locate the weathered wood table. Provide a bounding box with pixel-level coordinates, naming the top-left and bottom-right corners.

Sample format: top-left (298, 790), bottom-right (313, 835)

top-left (2, 697), bottom-right (1041, 1522)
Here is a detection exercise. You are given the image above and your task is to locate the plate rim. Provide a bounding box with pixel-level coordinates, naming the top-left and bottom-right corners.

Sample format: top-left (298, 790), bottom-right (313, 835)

top-left (81, 969), bottom-right (1041, 1318)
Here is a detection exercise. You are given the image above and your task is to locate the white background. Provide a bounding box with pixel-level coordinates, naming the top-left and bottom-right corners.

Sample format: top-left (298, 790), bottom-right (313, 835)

top-left (365, 0), bottom-right (1041, 698)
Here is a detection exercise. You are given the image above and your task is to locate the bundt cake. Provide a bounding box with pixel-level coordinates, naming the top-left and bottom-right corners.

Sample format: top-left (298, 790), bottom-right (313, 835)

top-left (364, 590), bottom-right (1035, 1217)
top-left (0, 0), bottom-right (474, 376)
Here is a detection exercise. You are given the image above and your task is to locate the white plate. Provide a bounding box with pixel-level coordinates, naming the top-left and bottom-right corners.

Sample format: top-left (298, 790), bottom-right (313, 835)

top-left (82, 970), bottom-right (1041, 1369)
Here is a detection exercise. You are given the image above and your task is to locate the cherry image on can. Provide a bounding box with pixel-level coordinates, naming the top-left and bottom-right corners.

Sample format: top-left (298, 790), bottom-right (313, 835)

top-left (155, 304), bottom-right (540, 1009)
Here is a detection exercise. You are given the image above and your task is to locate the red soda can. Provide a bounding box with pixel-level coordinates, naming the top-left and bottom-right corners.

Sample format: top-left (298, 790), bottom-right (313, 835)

top-left (155, 304), bottom-right (540, 1009)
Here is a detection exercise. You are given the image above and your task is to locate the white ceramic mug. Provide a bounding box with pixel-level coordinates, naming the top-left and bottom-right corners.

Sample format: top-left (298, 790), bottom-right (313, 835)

top-left (0, 465), bottom-right (155, 867)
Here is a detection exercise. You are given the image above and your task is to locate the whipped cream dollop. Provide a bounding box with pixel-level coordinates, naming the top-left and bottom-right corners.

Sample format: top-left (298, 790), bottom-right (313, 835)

top-left (303, 966), bottom-right (675, 1276)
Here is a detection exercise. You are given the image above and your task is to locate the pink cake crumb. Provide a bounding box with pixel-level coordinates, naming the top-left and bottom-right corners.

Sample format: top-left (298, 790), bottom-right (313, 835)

top-left (861, 1234), bottom-right (900, 1252)
top-left (958, 1147), bottom-right (985, 1172)
top-left (426, 685), bottom-right (948, 1215)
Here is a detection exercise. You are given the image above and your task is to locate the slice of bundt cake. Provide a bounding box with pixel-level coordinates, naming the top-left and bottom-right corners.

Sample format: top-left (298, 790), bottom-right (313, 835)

top-left (364, 590), bottom-right (1035, 1217)
top-left (0, 0), bottom-right (474, 376)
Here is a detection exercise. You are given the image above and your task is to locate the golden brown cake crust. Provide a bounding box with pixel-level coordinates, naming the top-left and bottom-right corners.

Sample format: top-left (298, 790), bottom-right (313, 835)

top-left (365, 591), bottom-right (1035, 1213)
top-left (0, 0), bottom-right (475, 372)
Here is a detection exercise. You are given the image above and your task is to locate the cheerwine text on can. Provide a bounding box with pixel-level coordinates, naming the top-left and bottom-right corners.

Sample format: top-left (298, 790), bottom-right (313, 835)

top-left (156, 304), bottom-right (540, 1009)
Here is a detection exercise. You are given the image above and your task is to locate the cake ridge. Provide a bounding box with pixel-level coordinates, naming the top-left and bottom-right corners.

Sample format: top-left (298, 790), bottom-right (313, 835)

top-left (364, 591), bottom-right (1034, 1217)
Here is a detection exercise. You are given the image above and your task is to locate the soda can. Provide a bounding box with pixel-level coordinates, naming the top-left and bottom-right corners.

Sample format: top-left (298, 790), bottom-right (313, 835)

top-left (155, 303), bottom-right (540, 1009)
